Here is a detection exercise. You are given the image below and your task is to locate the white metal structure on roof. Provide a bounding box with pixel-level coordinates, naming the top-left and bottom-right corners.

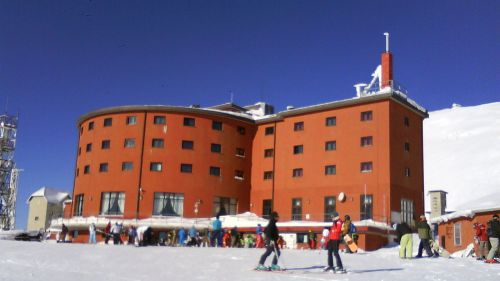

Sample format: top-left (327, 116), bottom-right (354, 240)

top-left (0, 114), bottom-right (19, 230)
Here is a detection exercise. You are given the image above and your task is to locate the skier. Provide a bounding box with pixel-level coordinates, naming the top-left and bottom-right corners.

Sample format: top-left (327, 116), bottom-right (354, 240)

top-left (88, 223), bottom-right (97, 244)
top-left (308, 230), bottom-right (317, 249)
top-left (211, 215), bottom-right (222, 247)
top-left (415, 215), bottom-right (436, 258)
top-left (188, 225), bottom-right (197, 246)
top-left (324, 211), bottom-right (345, 273)
top-left (256, 224), bottom-right (264, 248)
top-left (60, 223), bottom-right (68, 243)
top-left (178, 228), bottom-right (186, 246)
top-left (342, 215), bottom-right (357, 253)
top-left (485, 214), bottom-right (500, 263)
top-left (104, 221), bottom-right (111, 244)
top-left (472, 222), bottom-right (488, 260)
top-left (395, 221), bottom-right (413, 259)
top-left (256, 211), bottom-right (281, 271)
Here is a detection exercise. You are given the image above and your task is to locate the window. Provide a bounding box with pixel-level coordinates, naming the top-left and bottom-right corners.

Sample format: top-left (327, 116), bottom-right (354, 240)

top-left (263, 171), bottom-right (273, 180)
top-left (183, 117), bottom-right (195, 127)
top-left (86, 143), bottom-right (92, 152)
top-left (100, 192), bottom-right (125, 215)
top-left (265, 127), bottom-right (274, 135)
top-left (180, 163), bottom-right (192, 173)
top-left (361, 162), bottom-right (373, 173)
top-left (264, 149), bottom-right (274, 158)
top-left (292, 198), bottom-right (302, 220)
top-left (74, 194), bottom-right (84, 216)
top-left (182, 140), bottom-right (194, 150)
top-left (152, 138), bottom-right (165, 148)
top-left (325, 141), bottom-right (337, 151)
top-left (153, 192), bottom-right (184, 216)
top-left (262, 199), bottom-right (272, 219)
top-left (324, 196), bottom-right (336, 222)
top-left (234, 170), bottom-right (244, 180)
top-left (236, 148), bottom-right (245, 157)
top-left (88, 121), bottom-right (94, 130)
top-left (124, 138), bottom-right (135, 148)
top-left (212, 121), bottom-right (223, 131)
top-left (293, 145), bottom-right (304, 154)
top-left (361, 136), bottom-right (373, 147)
top-left (211, 143), bottom-right (222, 153)
top-left (361, 111), bottom-right (373, 121)
top-left (293, 168), bottom-right (303, 177)
top-left (325, 165), bottom-right (336, 175)
top-left (405, 167), bottom-right (411, 177)
top-left (294, 121), bottom-right (304, 131)
top-left (84, 165), bottom-right (90, 174)
top-left (103, 118), bottom-right (113, 127)
top-left (153, 116), bottom-right (166, 124)
top-left (122, 162), bottom-right (133, 171)
top-left (101, 140), bottom-right (111, 149)
top-left (401, 199), bottom-right (414, 224)
top-left (99, 163), bottom-right (108, 172)
top-left (150, 162), bottom-right (162, 172)
top-left (34, 216), bottom-right (39, 221)
top-left (126, 116), bottom-right (137, 125)
top-left (213, 197), bottom-right (237, 216)
top-left (404, 142), bottom-right (410, 152)
top-left (237, 126), bottom-right (246, 135)
top-left (209, 166), bottom-right (221, 176)
top-left (404, 117), bottom-right (410, 127)
top-left (454, 223), bottom-right (462, 246)
top-left (326, 117), bottom-right (337, 126)
top-left (360, 194), bottom-right (373, 220)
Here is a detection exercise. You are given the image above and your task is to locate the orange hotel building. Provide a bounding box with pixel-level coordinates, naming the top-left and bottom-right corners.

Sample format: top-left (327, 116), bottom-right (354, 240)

top-left (64, 51), bottom-right (429, 250)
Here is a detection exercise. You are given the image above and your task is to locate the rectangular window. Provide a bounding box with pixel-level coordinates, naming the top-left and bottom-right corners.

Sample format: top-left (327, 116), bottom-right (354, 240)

top-left (88, 121), bottom-right (94, 130)
top-left (361, 162), bottom-right (373, 173)
top-left (234, 170), bottom-right (244, 180)
top-left (211, 143), bottom-right (222, 153)
top-left (404, 142), bottom-right (410, 152)
top-left (209, 166), bottom-right (221, 176)
top-left (213, 197), bottom-right (237, 216)
top-left (180, 163), bottom-right (192, 173)
top-left (84, 165), bottom-right (90, 174)
top-left (262, 199), bottom-right (272, 219)
top-left (150, 162), bottom-right (162, 172)
top-left (404, 117), bottom-right (410, 127)
top-left (236, 148), bottom-right (245, 157)
top-left (264, 149), bottom-right (274, 158)
top-left (182, 140), bottom-right (194, 150)
top-left (294, 121), bottom-right (304, 131)
top-left (405, 167), bottom-right (411, 177)
top-left (401, 199), bottom-right (414, 224)
top-left (183, 117), bottom-right (195, 127)
top-left (325, 141), bottom-right (337, 151)
top-left (325, 165), bottom-right (336, 175)
top-left (153, 116), bottom-right (166, 125)
top-left (263, 171), bottom-right (273, 180)
top-left (360, 194), bottom-right (373, 220)
top-left (324, 196), bottom-right (336, 222)
top-left (122, 162), bottom-right (133, 171)
top-left (126, 116), bottom-right (137, 125)
top-left (86, 143), bottom-right (92, 152)
top-left (454, 223), bottom-right (462, 246)
top-left (212, 121), bottom-right (223, 131)
top-left (153, 192), bottom-right (184, 216)
top-left (361, 111), bottom-right (373, 121)
top-left (293, 168), bottom-right (303, 178)
top-left (152, 138), bottom-right (165, 148)
top-left (100, 192), bottom-right (125, 215)
top-left (124, 138), bottom-right (135, 148)
top-left (74, 194), bottom-right (84, 216)
top-left (293, 145), bottom-right (304, 154)
top-left (361, 136), bottom-right (373, 147)
top-left (265, 126), bottom-right (274, 135)
top-left (325, 116), bottom-right (337, 126)
top-left (99, 163), bottom-right (109, 172)
top-left (292, 198), bottom-right (302, 220)
top-left (103, 118), bottom-right (113, 127)
top-left (237, 126), bottom-right (246, 135)
top-left (101, 140), bottom-right (111, 149)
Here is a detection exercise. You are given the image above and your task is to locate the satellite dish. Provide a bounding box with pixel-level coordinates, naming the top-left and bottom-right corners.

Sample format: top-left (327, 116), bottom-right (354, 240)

top-left (338, 192), bottom-right (346, 202)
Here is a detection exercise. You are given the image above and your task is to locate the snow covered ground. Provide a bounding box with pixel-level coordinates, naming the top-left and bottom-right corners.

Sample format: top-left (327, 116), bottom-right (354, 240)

top-left (1, 240), bottom-right (498, 281)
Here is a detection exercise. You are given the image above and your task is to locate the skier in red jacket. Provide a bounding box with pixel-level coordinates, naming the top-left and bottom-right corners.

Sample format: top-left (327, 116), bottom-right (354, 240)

top-left (473, 222), bottom-right (489, 260)
top-left (324, 211), bottom-right (345, 273)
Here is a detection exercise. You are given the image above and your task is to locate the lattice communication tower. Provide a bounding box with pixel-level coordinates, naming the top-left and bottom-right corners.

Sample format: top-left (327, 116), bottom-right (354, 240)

top-left (0, 114), bottom-right (18, 230)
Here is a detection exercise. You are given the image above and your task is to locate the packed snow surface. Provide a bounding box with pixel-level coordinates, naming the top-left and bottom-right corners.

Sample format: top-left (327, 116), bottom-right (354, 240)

top-left (1, 240), bottom-right (499, 281)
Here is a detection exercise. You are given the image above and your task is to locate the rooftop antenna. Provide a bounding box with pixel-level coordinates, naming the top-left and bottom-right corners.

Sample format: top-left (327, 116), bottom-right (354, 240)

top-left (230, 91), bottom-right (234, 103)
top-left (383, 32), bottom-right (389, 52)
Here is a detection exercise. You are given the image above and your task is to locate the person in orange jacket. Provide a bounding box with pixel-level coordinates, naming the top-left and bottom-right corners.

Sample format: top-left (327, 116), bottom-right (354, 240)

top-left (324, 211), bottom-right (345, 273)
top-left (473, 222), bottom-right (489, 260)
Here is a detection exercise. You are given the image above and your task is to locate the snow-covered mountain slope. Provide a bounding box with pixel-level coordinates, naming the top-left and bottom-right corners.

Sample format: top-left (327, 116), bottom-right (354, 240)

top-left (424, 102), bottom-right (500, 212)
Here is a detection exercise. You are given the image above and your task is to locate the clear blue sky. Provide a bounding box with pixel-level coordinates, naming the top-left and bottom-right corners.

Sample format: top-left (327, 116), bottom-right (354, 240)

top-left (1, 0), bottom-right (498, 229)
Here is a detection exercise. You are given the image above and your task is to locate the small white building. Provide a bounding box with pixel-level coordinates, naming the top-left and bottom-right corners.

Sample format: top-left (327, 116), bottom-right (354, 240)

top-left (26, 187), bottom-right (70, 232)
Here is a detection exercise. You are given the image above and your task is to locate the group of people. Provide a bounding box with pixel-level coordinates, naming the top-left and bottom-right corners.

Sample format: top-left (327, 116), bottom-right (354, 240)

top-left (395, 215), bottom-right (440, 259)
top-left (473, 214), bottom-right (500, 263)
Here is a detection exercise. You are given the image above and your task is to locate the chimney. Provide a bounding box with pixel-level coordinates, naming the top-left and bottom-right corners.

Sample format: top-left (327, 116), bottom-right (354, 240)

top-left (428, 190), bottom-right (448, 219)
top-left (381, 32), bottom-right (393, 88)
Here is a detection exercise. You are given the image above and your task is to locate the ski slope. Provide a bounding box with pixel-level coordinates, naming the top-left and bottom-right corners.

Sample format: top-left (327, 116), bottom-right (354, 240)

top-left (0, 240), bottom-right (498, 281)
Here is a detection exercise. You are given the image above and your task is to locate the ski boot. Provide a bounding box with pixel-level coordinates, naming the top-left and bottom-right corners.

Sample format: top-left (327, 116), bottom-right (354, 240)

top-left (270, 264), bottom-right (282, 271)
top-left (322, 266), bottom-right (334, 272)
top-left (334, 267), bottom-right (347, 274)
top-left (255, 264), bottom-right (269, 271)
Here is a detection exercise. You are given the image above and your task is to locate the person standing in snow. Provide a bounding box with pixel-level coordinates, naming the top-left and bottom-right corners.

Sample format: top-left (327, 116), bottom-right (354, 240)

top-left (256, 211), bottom-right (281, 271)
top-left (178, 228), bottom-right (186, 246)
top-left (111, 222), bottom-right (122, 245)
top-left (211, 215), bottom-right (222, 247)
top-left (308, 230), bottom-right (317, 249)
top-left (188, 225), bottom-right (197, 246)
top-left (395, 221), bottom-right (413, 259)
top-left (473, 222), bottom-right (488, 260)
top-left (104, 221), bottom-right (111, 244)
top-left (231, 226), bottom-right (239, 247)
top-left (256, 224), bottom-right (264, 248)
top-left (324, 211), bottom-right (345, 273)
top-left (88, 223), bottom-right (97, 244)
top-left (415, 215), bottom-right (435, 258)
top-left (342, 215), bottom-right (357, 253)
top-left (485, 214), bottom-right (500, 263)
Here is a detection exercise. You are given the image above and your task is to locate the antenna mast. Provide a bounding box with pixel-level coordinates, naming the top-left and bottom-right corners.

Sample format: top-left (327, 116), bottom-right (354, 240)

top-left (384, 32), bottom-right (390, 52)
top-left (0, 113), bottom-right (19, 230)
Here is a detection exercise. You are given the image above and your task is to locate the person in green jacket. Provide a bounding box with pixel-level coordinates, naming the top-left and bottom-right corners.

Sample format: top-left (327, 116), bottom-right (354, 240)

top-left (415, 215), bottom-right (436, 257)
